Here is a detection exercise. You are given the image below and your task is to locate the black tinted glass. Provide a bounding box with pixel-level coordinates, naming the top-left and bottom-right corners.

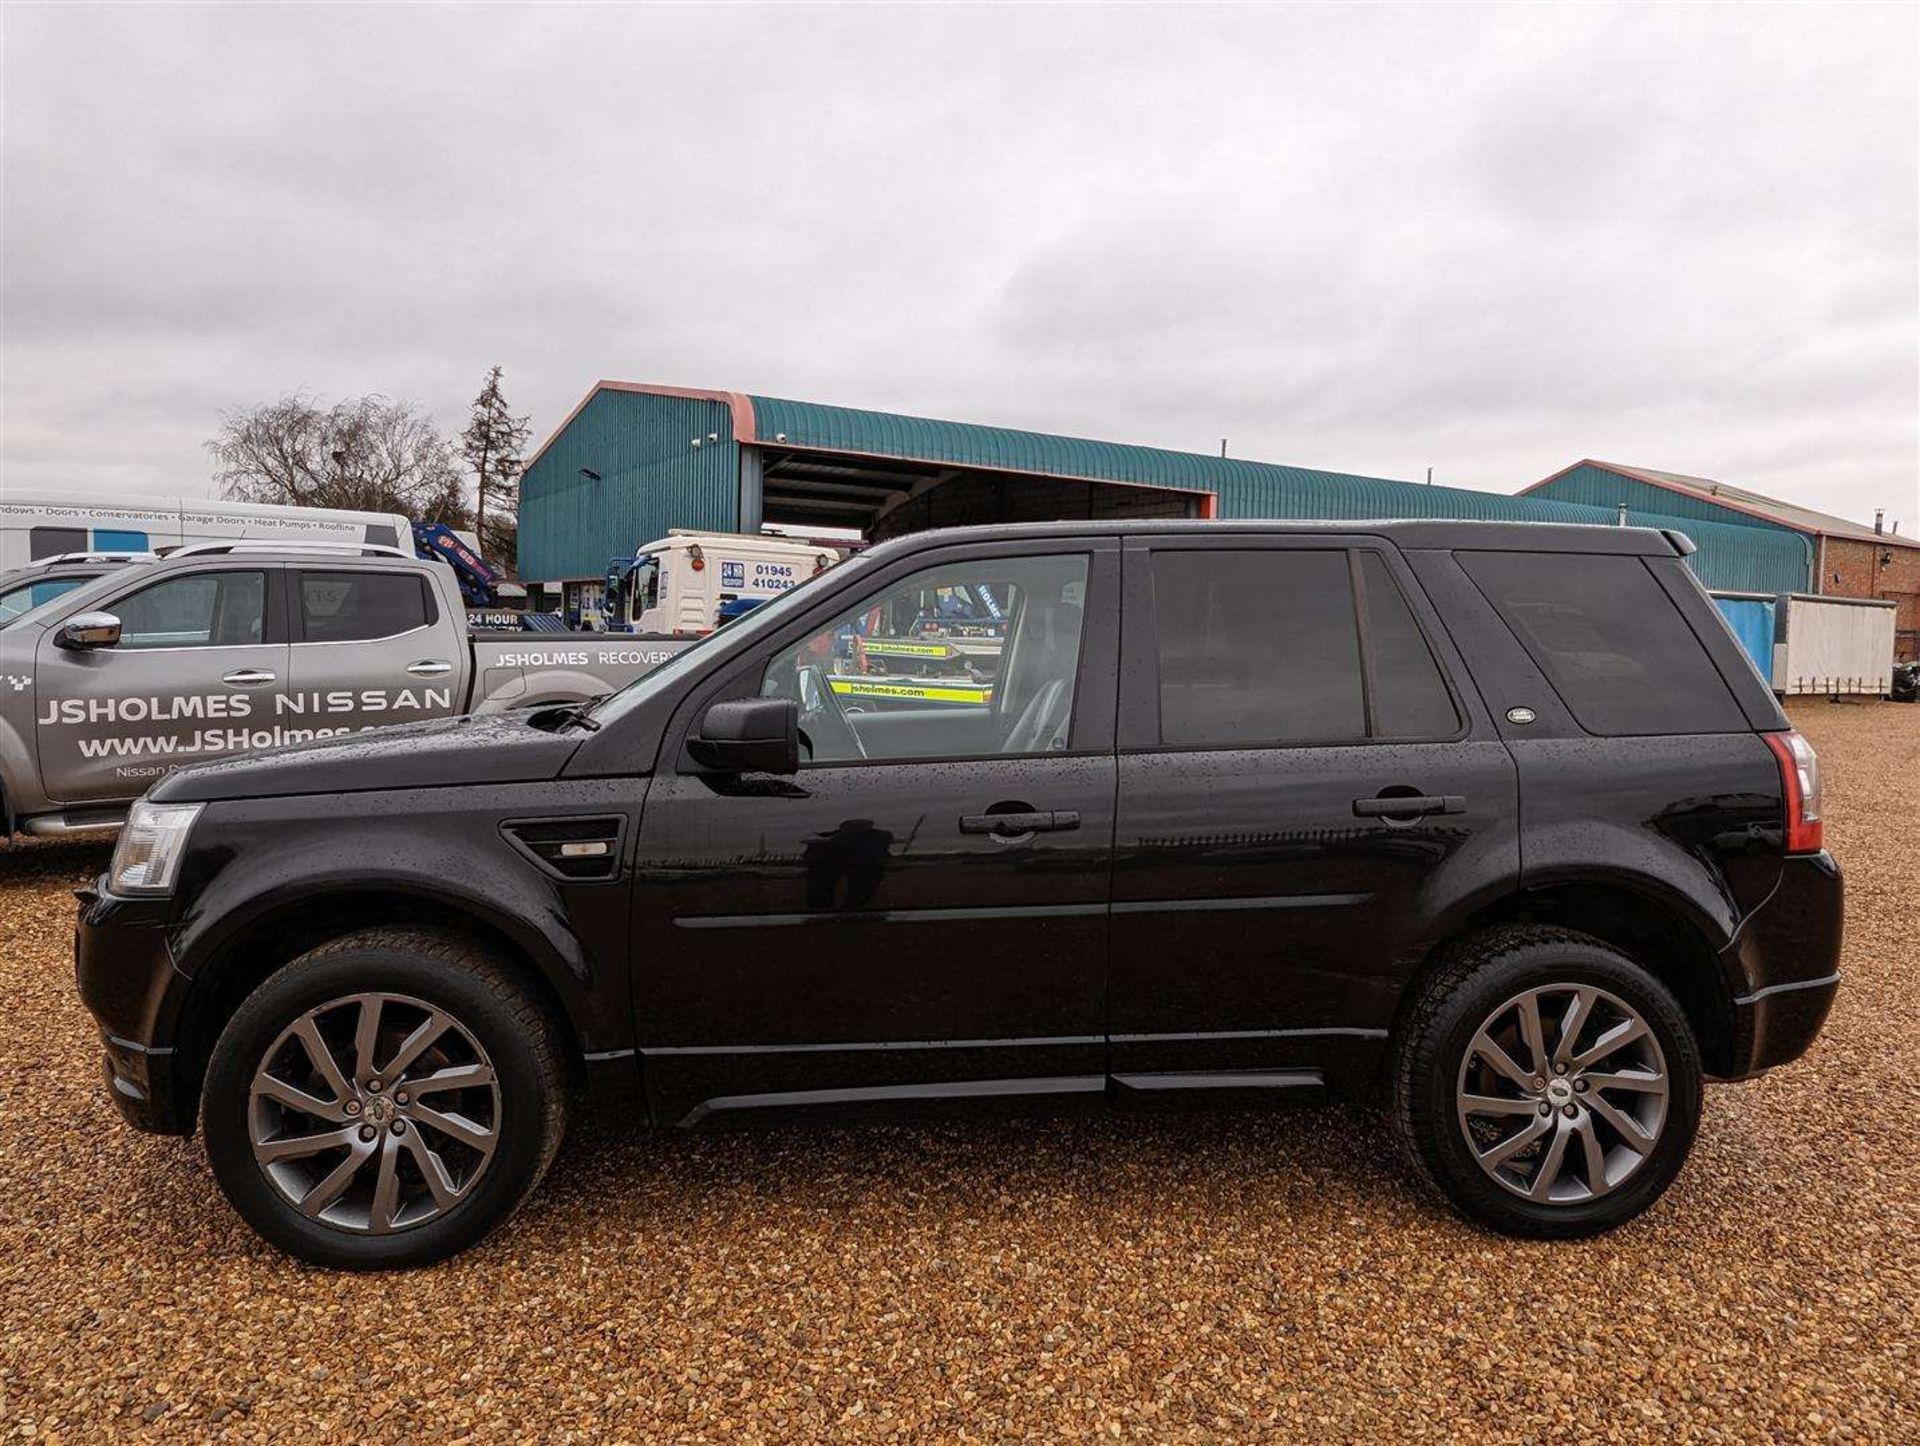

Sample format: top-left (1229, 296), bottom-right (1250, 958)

top-left (30, 526), bottom-right (86, 560)
top-left (300, 571), bottom-right (429, 643)
top-left (1360, 552), bottom-right (1459, 737)
top-left (1153, 550), bottom-right (1364, 745)
top-left (1460, 550), bottom-right (1744, 736)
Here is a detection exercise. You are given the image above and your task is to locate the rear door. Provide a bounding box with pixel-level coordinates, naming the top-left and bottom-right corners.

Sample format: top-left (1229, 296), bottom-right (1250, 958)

top-left (1107, 534), bottom-right (1518, 1089)
top-left (33, 563), bottom-right (286, 802)
top-left (284, 566), bottom-right (469, 737)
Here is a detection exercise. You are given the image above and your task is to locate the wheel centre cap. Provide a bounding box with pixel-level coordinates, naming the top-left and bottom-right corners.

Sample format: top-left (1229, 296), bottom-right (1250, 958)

top-left (1545, 1078), bottom-right (1574, 1106)
top-left (363, 1095), bottom-right (395, 1126)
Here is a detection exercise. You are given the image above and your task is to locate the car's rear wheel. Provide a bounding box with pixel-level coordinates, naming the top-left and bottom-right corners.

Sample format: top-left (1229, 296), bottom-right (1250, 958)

top-left (202, 928), bottom-right (567, 1269)
top-left (1392, 926), bottom-right (1703, 1238)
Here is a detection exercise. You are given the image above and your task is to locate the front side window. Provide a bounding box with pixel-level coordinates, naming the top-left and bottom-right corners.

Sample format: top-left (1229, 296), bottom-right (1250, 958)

top-left (113, 571), bottom-right (267, 650)
top-left (761, 553), bottom-right (1089, 763)
top-left (632, 557), bottom-right (661, 616)
top-left (299, 571), bottom-right (430, 643)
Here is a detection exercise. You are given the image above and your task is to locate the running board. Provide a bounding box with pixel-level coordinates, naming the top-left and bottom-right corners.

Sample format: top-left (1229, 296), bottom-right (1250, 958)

top-left (675, 1074), bottom-right (1106, 1128)
top-left (19, 808), bottom-right (128, 837)
top-left (674, 1069), bottom-right (1325, 1128)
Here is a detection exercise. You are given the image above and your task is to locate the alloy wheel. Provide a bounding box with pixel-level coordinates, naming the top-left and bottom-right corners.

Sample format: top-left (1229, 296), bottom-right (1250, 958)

top-left (247, 992), bottom-right (500, 1234)
top-left (1455, 983), bottom-right (1670, 1205)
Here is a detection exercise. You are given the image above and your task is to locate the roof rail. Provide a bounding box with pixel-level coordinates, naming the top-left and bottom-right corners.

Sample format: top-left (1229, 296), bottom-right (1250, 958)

top-left (35, 551), bottom-right (161, 565)
top-left (167, 540), bottom-right (414, 559)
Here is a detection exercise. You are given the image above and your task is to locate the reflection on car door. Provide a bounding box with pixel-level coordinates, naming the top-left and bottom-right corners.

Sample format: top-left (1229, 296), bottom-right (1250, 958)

top-left (630, 541), bottom-right (1121, 1127)
top-left (283, 568), bottom-right (467, 739)
top-left (33, 565), bottom-right (287, 803)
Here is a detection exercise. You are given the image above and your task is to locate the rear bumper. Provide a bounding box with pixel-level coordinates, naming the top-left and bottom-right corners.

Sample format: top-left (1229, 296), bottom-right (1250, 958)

top-left (1722, 851), bottom-right (1843, 1079)
top-left (73, 881), bottom-right (193, 1134)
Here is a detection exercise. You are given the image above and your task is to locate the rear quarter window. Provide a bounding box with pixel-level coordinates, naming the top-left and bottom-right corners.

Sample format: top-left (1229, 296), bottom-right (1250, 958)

top-left (1459, 550), bottom-right (1746, 736)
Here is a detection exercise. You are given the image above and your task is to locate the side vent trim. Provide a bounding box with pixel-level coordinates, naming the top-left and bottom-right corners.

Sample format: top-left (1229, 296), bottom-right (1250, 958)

top-left (501, 815), bottom-right (626, 882)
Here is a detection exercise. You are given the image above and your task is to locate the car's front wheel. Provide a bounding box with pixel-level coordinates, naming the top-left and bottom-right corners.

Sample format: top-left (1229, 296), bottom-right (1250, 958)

top-left (202, 928), bottom-right (567, 1270)
top-left (1392, 925), bottom-right (1703, 1238)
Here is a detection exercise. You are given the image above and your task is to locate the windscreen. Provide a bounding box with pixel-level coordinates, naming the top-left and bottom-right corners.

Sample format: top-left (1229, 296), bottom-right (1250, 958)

top-left (0, 568), bottom-right (133, 632)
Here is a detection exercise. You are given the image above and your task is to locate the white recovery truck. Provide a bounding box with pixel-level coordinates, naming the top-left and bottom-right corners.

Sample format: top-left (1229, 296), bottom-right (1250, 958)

top-left (601, 531), bottom-right (843, 635)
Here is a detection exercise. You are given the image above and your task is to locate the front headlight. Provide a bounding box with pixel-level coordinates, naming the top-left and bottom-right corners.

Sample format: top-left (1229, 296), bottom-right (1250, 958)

top-left (109, 801), bottom-right (204, 895)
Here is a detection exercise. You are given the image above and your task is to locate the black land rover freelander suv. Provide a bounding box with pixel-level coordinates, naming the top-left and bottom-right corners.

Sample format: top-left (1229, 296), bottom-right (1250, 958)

top-left (75, 521), bottom-right (1841, 1269)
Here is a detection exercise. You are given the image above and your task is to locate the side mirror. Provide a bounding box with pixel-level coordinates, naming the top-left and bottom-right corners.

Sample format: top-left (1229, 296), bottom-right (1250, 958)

top-left (689, 697), bottom-right (800, 775)
top-left (54, 611), bottom-right (122, 651)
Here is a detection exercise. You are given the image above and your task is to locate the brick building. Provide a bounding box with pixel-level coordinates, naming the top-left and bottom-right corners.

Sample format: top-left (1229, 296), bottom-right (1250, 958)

top-left (1525, 461), bottom-right (1920, 661)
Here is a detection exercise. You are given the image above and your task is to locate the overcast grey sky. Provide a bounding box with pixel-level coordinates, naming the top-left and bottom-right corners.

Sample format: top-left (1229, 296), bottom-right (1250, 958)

top-left (4, 3), bottom-right (1916, 525)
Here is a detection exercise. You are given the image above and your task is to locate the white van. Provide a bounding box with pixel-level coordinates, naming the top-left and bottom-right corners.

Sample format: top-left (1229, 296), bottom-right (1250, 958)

top-left (607, 530), bottom-right (842, 635)
top-left (0, 492), bottom-right (410, 573)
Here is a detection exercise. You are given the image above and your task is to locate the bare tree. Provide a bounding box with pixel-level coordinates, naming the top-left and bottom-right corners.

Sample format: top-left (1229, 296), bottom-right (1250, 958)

top-left (461, 366), bottom-right (531, 568)
top-left (209, 393), bottom-right (470, 526)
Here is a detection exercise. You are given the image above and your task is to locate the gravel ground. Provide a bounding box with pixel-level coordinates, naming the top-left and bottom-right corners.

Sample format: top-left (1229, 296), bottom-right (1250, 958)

top-left (2, 699), bottom-right (1914, 1442)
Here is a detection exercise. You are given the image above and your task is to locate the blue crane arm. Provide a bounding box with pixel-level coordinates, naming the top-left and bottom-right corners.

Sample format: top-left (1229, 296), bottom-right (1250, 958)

top-left (412, 521), bottom-right (501, 606)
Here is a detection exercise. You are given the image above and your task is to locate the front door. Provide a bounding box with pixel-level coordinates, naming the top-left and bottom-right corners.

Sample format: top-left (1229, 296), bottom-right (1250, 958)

top-left (33, 564), bottom-right (287, 803)
top-left (631, 541), bottom-right (1119, 1127)
top-left (1107, 536), bottom-right (1518, 1090)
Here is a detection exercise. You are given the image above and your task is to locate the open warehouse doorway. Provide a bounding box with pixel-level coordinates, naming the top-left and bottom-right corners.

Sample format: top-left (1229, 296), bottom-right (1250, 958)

top-left (747, 445), bottom-right (1212, 543)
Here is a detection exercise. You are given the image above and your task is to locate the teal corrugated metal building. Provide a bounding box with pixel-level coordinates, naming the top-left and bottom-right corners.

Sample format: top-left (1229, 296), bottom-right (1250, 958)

top-left (516, 383), bottom-right (1812, 596)
top-left (516, 388), bottom-right (745, 584)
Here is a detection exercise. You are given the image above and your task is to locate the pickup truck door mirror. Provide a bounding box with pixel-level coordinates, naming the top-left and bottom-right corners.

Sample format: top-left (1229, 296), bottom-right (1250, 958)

top-left (54, 611), bottom-right (123, 651)
top-left (689, 697), bottom-right (801, 775)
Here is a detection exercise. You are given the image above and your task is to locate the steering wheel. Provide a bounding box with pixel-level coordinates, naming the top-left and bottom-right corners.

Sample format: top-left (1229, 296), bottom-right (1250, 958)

top-left (797, 661), bottom-right (866, 760)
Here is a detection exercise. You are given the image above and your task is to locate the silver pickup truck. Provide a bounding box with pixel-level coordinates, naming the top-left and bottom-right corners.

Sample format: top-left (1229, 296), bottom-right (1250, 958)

top-left (1, 542), bottom-right (692, 837)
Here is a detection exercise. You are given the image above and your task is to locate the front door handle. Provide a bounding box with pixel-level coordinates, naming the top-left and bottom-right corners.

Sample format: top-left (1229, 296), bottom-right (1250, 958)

top-left (406, 660), bottom-right (454, 677)
top-left (1351, 794), bottom-right (1465, 818)
top-left (221, 669), bottom-right (277, 687)
top-left (959, 809), bottom-right (1081, 836)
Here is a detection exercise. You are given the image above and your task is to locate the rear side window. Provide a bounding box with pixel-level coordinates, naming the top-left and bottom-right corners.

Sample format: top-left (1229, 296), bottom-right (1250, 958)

top-left (299, 571), bottom-right (432, 643)
top-left (1152, 550), bottom-right (1366, 745)
top-left (1460, 551), bottom-right (1745, 736)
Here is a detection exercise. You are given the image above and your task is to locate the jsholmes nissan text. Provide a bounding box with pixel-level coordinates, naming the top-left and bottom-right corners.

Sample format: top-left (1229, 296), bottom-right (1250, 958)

top-left (1, 542), bottom-right (694, 838)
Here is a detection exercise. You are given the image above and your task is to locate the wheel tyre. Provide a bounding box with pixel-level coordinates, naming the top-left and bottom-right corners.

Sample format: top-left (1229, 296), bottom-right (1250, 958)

top-left (1391, 925), bottom-right (1703, 1239)
top-left (202, 928), bottom-right (567, 1270)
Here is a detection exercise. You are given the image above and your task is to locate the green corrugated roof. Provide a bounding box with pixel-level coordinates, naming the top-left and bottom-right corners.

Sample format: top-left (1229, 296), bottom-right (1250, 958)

top-left (744, 393), bottom-right (1811, 591)
top-left (751, 393), bottom-right (1458, 502)
top-left (519, 383), bottom-right (1815, 593)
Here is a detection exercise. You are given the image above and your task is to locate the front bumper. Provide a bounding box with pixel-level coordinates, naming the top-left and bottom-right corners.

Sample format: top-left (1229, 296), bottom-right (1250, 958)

top-left (73, 880), bottom-right (193, 1134)
top-left (1722, 851), bottom-right (1844, 1079)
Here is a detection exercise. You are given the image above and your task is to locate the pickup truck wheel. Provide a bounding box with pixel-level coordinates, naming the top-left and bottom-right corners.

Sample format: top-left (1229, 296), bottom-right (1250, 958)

top-left (202, 928), bottom-right (567, 1270)
top-left (1391, 926), bottom-right (1702, 1238)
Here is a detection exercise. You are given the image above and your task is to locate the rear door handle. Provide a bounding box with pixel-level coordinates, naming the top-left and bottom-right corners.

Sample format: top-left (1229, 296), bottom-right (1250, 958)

top-left (407, 660), bottom-right (454, 677)
top-left (959, 810), bottom-right (1081, 836)
top-left (1352, 794), bottom-right (1465, 818)
top-left (221, 669), bottom-right (277, 687)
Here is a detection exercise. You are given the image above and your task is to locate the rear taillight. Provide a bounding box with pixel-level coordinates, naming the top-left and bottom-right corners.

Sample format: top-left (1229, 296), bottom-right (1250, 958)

top-left (1763, 730), bottom-right (1823, 854)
